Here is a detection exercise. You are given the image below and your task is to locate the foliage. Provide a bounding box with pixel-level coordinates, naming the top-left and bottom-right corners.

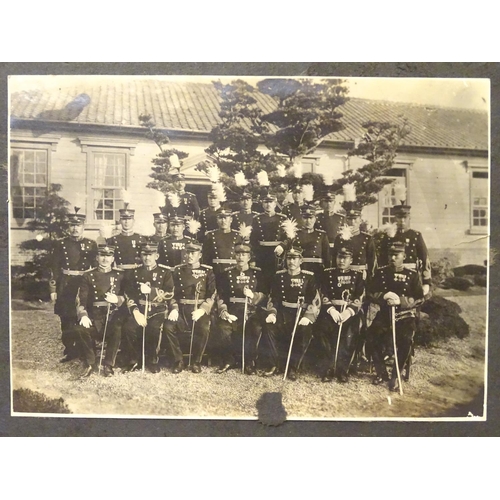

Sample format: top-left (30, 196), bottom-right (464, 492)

top-left (13, 388), bottom-right (72, 414)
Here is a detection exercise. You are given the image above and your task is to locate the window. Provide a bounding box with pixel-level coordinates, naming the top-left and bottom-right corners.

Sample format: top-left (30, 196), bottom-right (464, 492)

top-left (470, 169), bottom-right (488, 233)
top-left (10, 148), bottom-right (48, 219)
top-left (379, 168), bottom-right (408, 225)
top-left (301, 157), bottom-right (316, 174)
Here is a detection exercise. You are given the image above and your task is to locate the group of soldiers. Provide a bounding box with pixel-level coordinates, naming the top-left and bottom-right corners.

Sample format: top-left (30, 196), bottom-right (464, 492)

top-left (50, 172), bottom-right (432, 392)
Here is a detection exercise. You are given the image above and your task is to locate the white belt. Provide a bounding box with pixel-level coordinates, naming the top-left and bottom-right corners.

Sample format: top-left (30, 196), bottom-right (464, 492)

top-left (229, 297), bottom-right (247, 303)
top-left (139, 300), bottom-right (164, 307)
top-left (259, 241), bottom-right (280, 246)
top-left (62, 269), bottom-right (85, 276)
top-left (282, 301), bottom-right (304, 309)
top-left (331, 299), bottom-right (347, 306)
top-left (302, 257), bottom-right (323, 263)
top-left (118, 264), bottom-right (140, 270)
top-left (403, 263), bottom-right (417, 270)
top-left (93, 301), bottom-right (109, 307)
top-left (351, 264), bottom-right (367, 271)
top-left (179, 299), bottom-right (199, 304)
top-left (212, 258), bottom-right (237, 264)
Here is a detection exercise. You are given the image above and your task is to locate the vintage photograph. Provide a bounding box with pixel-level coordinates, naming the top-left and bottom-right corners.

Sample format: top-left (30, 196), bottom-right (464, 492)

top-left (8, 74), bottom-right (489, 420)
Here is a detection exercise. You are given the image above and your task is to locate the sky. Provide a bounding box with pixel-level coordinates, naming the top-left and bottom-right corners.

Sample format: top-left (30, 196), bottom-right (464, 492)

top-left (9, 75), bottom-right (489, 111)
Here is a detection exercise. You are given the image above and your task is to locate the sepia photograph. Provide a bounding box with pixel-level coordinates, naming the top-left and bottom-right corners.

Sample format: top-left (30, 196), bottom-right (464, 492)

top-left (7, 74), bottom-right (490, 421)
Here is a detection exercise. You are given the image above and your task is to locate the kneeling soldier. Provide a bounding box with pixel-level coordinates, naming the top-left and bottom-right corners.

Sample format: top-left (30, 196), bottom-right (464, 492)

top-left (318, 244), bottom-right (365, 383)
top-left (367, 241), bottom-right (424, 392)
top-left (121, 241), bottom-right (174, 373)
top-left (74, 244), bottom-right (126, 377)
top-left (263, 245), bottom-right (320, 380)
top-left (215, 237), bottom-right (267, 374)
top-left (163, 241), bottom-right (216, 373)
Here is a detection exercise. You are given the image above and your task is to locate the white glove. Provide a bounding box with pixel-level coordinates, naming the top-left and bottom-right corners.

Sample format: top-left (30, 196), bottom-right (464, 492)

top-left (339, 308), bottom-right (354, 323)
top-left (192, 308), bottom-right (206, 322)
top-left (422, 284), bottom-right (430, 296)
top-left (227, 314), bottom-right (238, 323)
top-left (79, 316), bottom-right (92, 328)
top-left (105, 292), bottom-right (118, 304)
top-left (50, 292), bottom-right (57, 303)
top-left (328, 307), bottom-right (341, 323)
top-left (133, 309), bottom-right (147, 327)
top-left (266, 314), bottom-right (277, 324)
top-left (387, 296), bottom-right (401, 306)
top-left (274, 245), bottom-right (284, 256)
top-left (299, 317), bottom-right (312, 326)
top-left (243, 287), bottom-right (254, 299)
top-left (140, 282), bottom-right (152, 295)
top-left (168, 309), bottom-right (179, 322)
top-left (383, 291), bottom-right (399, 301)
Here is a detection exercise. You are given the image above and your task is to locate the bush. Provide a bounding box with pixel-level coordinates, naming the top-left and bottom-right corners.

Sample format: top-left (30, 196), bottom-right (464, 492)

top-left (453, 265), bottom-right (487, 277)
top-left (474, 275), bottom-right (487, 287)
top-left (13, 388), bottom-right (72, 414)
top-left (431, 257), bottom-right (455, 287)
top-left (441, 276), bottom-right (474, 291)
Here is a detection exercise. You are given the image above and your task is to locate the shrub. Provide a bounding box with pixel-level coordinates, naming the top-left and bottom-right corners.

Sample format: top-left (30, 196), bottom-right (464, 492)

top-left (431, 257), bottom-right (455, 287)
top-left (453, 265), bottom-right (487, 277)
top-left (441, 276), bottom-right (474, 291)
top-left (12, 388), bottom-right (72, 414)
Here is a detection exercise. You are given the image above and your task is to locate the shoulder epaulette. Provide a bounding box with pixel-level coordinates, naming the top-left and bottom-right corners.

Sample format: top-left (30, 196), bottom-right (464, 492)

top-left (250, 265), bottom-right (262, 271)
top-left (324, 267), bottom-right (335, 271)
top-left (201, 264), bottom-right (213, 270)
top-left (276, 269), bottom-right (287, 274)
top-left (205, 229), bottom-right (216, 235)
top-left (316, 229), bottom-right (326, 234)
top-left (84, 267), bottom-right (97, 274)
top-left (302, 269), bottom-right (314, 275)
top-left (158, 264), bottom-right (171, 270)
top-left (225, 265), bottom-right (237, 271)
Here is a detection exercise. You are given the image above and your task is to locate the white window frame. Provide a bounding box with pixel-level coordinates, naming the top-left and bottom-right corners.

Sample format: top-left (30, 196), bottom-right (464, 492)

top-left (469, 165), bottom-right (489, 235)
top-left (378, 163), bottom-right (411, 226)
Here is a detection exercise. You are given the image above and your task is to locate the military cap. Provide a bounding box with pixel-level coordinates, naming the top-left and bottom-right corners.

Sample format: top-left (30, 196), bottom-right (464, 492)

top-left (215, 207), bottom-right (233, 218)
top-left (153, 212), bottom-right (168, 223)
top-left (169, 215), bottom-right (186, 225)
top-left (262, 192), bottom-right (277, 202)
top-left (207, 191), bottom-right (219, 199)
top-left (119, 203), bottom-right (135, 219)
top-left (67, 207), bottom-right (86, 225)
top-left (139, 241), bottom-right (159, 254)
top-left (185, 241), bottom-right (203, 252)
top-left (97, 244), bottom-right (115, 256)
top-left (300, 204), bottom-right (317, 218)
top-left (286, 245), bottom-right (304, 258)
top-left (388, 241), bottom-right (406, 254)
top-left (321, 192), bottom-right (336, 201)
top-left (235, 242), bottom-right (252, 253)
top-left (393, 204), bottom-right (411, 216)
top-left (291, 185), bottom-right (303, 193)
top-left (171, 172), bottom-right (186, 181)
top-left (337, 244), bottom-right (354, 257)
top-left (275, 184), bottom-right (288, 192)
top-left (241, 191), bottom-right (253, 200)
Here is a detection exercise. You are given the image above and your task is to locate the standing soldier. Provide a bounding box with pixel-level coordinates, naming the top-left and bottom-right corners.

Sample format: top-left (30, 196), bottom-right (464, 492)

top-left (163, 241), bottom-right (216, 374)
top-left (274, 184), bottom-right (288, 214)
top-left (282, 185), bottom-right (306, 228)
top-left (199, 191), bottom-right (222, 242)
top-left (202, 207), bottom-right (238, 278)
top-left (366, 241), bottom-right (425, 391)
top-left (106, 203), bottom-right (147, 270)
top-left (164, 170), bottom-right (200, 221)
top-left (263, 245), bottom-right (321, 380)
top-left (74, 244), bottom-right (126, 377)
top-left (316, 192), bottom-right (345, 265)
top-left (214, 234), bottom-right (268, 374)
top-left (49, 207), bottom-right (97, 362)
top-left (157, 216), bottom-right (196, 268)
top-left (317, 243), bottom-right (365, 383)
top-left (121, 241), bottom-right (174, 373)
top-left (250, 191), bottom-right (286, 289)
top-left (150, 212), bottom-right (169, 244)
top-left (231, 191), bottom-right (258, 229)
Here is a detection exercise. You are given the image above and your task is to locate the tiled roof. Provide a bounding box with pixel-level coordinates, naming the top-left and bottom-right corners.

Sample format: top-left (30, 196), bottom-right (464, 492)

top-left (10, 80), bottom-right (488, 151)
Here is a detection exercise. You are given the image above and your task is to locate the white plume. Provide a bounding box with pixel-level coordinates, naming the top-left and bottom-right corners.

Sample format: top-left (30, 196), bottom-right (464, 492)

top-left (152, 189), bottom-right (166, 210)
top-left (276, 164), bottom-right (287, 177)
top-left (167, 192), bottom-right (180, 208)
top-left (343, 183), bottom-right (356, 202)
top-left (121, 189), bottom-right (131, 204)
top-left (99, 222), bottom-right (113, 240)
top-left (322, 169), bottom-right (336, 186)
top-left (302, 184), bottom-right (314, 202)
top-left (234, 171), bottom-right (248, 186)
top-left (281, 218), bottom-right (298, 240)
top-left (393, 183), bottom-right (407, 204)
top-left (291, 161), bottom-right (302, 178)
top-left (381, 222), bottom-right (397, 238)
top-left (238, 223), bottom-right (252, 240)
top-left (256, 170), bottom-right (270, 187)
top-left (339, 225), bottom-right (352, 240)
top-left (207, 164), bottom-right (221, 183)
top-left (213, 182), bottom-right (227, 202)
top-left (187, 219), bottom-right (201, 235)
top-left (170, 154), bottom-right (181, 169)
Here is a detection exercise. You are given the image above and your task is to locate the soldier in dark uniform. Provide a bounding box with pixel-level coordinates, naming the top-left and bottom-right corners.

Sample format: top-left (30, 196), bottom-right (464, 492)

top-left (163, 172), bottom-right (200, 221)
top-left (282, 185), bottom-right (305, 228)
top-left (214, 238), bottom-right (268, 374)
top-left (49, 207), bottom-right (97, 362)
top-left (74, 244), bottom-right (126, 377)
top-left (367, 241), bottom-right (425, 392)
top-left (250, 192), bottom-right (286, 290)
top-left (163, 241), bottom-right (216, 374)
top-left (202, 207), bottom-right (238, 277)
top-left (199, 191), bottom-right (222, 242)
top-left (263, 245), bottom-right (321, 380)
top-left (157, 216), bottom-right (195, 268)
top-left (121, 242), bottom-right (174, 373)
top-left (377, 203), bottom-right (432, 297)
top-left (106, 204), bottom-right (147, 270)
top-left (274, 184), bottom-right (288, 214)
top-left (315, 192), bottom-right (345, 265)
top-left (231, 191), bottom-right (258, 229)
top-left (150, 212), bottom-right (169, 244)
top-left (317, 244), bottom-right (365, 383)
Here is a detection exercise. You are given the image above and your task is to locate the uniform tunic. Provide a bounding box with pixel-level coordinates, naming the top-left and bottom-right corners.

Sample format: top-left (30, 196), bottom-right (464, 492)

top-left (231, 210), bottom-right (258, 230)
top-left (198, 207), bottom-right (220, 242)
top-left (106, 232), bottom-right (147, 269)
top-left (163, 191), bottom-right (200, 220)
top-left (215, 265), bottom-right (267, 367)
top-left (49, 237), bottom-right (97, 356)
top-left (332, 230), bottom-right (377, 280)
top-left (264, 269), bottom-right (320, 371)
top-left (157, 235), bottom-right (195, 268)
top-left (282, 203), bottom-right (305, 228)
top-left (202, 229), bottom-right (238, 277)
top-left (318, 267), bottom-right (365, 376)
top-left (121, 264), bottom-right (174, 365)
top-left (367, 265), bottom-right (424, 379)
top-left (164, 264), bottom-right (216, 364)
top-left (283, 229), bottom-right (331, 276)
top-left (74, 268), bottom-right (126, 367)
top-left (377, 229), bottom-right (432, 285)
top-left (316, 211), bottom-right (345, 262)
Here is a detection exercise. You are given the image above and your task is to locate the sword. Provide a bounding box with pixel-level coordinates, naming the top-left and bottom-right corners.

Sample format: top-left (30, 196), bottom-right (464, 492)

top-left (333, 289), bottom-right (350, 376)
top-left (283, 296), bottom-right (304, 381)
top-left (189, 281), bottom-right (202, 367)
top-left (242, 288), bottom-right (249, 374)
top-left (391, 305), bottom-right (404, 395)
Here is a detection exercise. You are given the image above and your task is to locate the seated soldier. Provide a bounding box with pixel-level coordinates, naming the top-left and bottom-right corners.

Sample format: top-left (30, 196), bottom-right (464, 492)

top-left (317, 243), bottom-right (365, 383)
top-left (74, 244), bottom-right (126, 377)
top-left (121, 241), bottom-right (174, 373)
